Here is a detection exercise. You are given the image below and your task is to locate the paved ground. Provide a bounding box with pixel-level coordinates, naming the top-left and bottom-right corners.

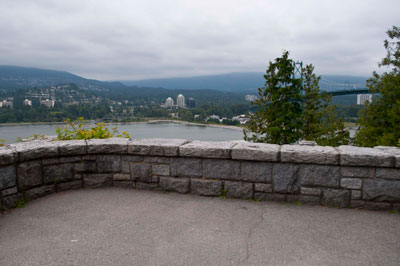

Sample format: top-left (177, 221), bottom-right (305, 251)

top-left (0, 188), bottom-right (399, 266)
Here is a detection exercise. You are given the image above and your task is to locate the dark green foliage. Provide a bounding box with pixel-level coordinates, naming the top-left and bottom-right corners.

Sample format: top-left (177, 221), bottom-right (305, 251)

top-left (245, 52), bottom-right (350, 146)
top-left (356, 26), bottom-right (400, 147)
top-left (244, 51), bottom-right (303, 144)
top-left (301, 65), bottom-right (350, 146)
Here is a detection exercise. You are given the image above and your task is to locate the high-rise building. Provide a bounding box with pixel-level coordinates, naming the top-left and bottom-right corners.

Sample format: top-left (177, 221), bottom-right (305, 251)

top-left (165, 97), bottom-right (174, 108)
top-left (357, 94), bottom-right (372, 105)
top-left (23, 99), bottom-right (32, 106)
top-left (187, 97), bottom-right (196, 108)
top-left (177, 94), bottom-right (185, 108)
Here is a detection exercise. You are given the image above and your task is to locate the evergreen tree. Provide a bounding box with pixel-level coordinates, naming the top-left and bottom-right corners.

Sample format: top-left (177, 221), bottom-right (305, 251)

top-left (244, 53), bottom-right (350, 146)
top-left (301, 64), bottom-right (350, 146)
top-left (355, 26), bottom-right (400, 147)
top-left (244, 51), bottom-right (303, 144)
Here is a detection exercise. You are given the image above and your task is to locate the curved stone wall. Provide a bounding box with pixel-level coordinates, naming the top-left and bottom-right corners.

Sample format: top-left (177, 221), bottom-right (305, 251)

top-left (1, 138), bottom-right (400, 211)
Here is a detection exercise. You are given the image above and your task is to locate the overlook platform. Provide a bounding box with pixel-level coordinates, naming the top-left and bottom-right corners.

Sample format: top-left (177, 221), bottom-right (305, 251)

top-left (0, 188), bottom-right (399, 266)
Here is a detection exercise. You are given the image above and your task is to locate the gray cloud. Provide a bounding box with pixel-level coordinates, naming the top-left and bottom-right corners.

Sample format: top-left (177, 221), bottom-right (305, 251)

top-left (0, 0), bottom-right (399, 80)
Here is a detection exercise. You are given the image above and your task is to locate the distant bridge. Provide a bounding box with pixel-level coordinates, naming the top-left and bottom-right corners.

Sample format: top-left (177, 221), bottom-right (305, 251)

top-left (326, 88), bottom-right (370, 96)
top-left (318, 77), bottom-right (370, 96)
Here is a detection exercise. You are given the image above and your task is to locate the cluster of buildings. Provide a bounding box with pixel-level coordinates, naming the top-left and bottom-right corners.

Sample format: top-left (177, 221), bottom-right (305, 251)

top-left (205, 114), bottom-right (250, 125)
top-left (245, 94), bottom-right (258, 102)
top-left (0, 99), bottom-right (13, 108)
top-left (0, 98), bottom-right (55, 108)
top-left (162, 94), bottom-right (196, 109)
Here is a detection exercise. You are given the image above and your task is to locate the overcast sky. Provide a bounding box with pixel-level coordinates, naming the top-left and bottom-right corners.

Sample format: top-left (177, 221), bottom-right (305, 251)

top-left (1, 0), bottom-right (399, 80)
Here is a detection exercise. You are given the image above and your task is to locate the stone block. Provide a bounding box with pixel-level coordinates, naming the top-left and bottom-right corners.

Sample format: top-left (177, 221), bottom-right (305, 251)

top-left (254, 193), bottom-right (286, 202)
top-left (231, 141), bottom-right (279, 162)
top-left (281, 145), bottom-right (339, 165)
top-left (254, 183), bottom-right (272, 193)
top-left (152, 164), bottom-right (170, 176)
top-left (59, 156), bottom-right (82, 163)
top-left (122, 155), bottom-right (146, 163)
top-left (373, 146), bottom-right (400, 166)
top-left (128, 139), bottom-right (188, 156)
top-left (130, 163), bottom-right (152, 182)
top-left (340, 178), bottom-right (362, 189)
top-left (340, 166), bottom-right (375, 178)
top-left (287, 195), bottom-right (320, 205)
top-left (25, 185), bottom-right (55, 201)
top-left (135, 182), bottom-right (158, 190)
top-left (376, 168), bottom-right (400, 180)
top-left (300, 187), bottom-right (321, 196)
top-left (11, 141), bottom-right (59, 161)
top-left (224, 181), bottom-right (253, 199)
top-left (191, 179), bottom-right (222, 196)
top-left (338, 145), bottom-right (394, 167)
top-left (179, 141), bottom-right (233, 159)
top-left (160, 177), bottom-right (190, 194)
top-left (300, 165), bottom-right (340, 188)
top-left (122, 156), bottom-right (144, 173)
top-left (272, 163), bottom-right (300, 193)
top-left (57, 140), bottom-right (87, 156)
top-left (43, 163), bottom-right (74, 184)
top-left (1, 186), bottom-right (18, 197)
top-left (0, 148), bottom-right (16, 166)
top-left (83, 174), bottom-right (113, 188)
top-left (350, 200), bottom-right (365, 209)
top-left (42, 158), bottom-right (59, 165)
top-left (87, 138), bottom-right (129, 154)
top-left (322, 189), bottom-right (350, 208)
top-left (114, 181), bottom-right (134, 188)
top-left (363, 179), bottom-right (400, 202)
top-left (56, 180), bottom-right (82, 192)
top-left (351, 190), bottom-right (362, 200)
top-left (17, 160), bottom-right (42, 190)
top-left (242, 162), bottom-right (272, 183)
top-left (144, 156), bottom-right (169, 163)
top-left (113, 174), bottom-right (131, 181)
top-left (97, 155), bottom-right (121, 173)
top-left (171, 158), bottom-right (202, 177)
top-left (393, 203), bottom-right (400, 211)
top-left (0, 165), bottom-right (16, 190)
top-left (203, 159), bottom-right (241, 180)
top-left (364, 202), bottom-right (392, 211)
top-left (82, 155), bottom-right (96, 161)
top-left (73, 162), bottom-right (96, 173)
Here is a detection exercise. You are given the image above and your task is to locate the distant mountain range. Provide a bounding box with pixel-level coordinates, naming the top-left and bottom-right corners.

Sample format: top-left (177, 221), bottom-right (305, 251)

top-left (0, 65), bottom-right (124, 91)
top-left (0, 65), bottom-right (368, 93)
top-left (122, 73), bottom-right (369, 92)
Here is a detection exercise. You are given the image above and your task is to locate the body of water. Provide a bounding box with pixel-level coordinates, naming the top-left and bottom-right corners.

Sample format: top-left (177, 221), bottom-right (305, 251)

top-left (0, 122), bottom-right (244, 144)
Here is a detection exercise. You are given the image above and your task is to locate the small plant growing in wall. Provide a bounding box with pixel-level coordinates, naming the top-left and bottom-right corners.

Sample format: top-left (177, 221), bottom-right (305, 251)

top-left (0, 139), bottom-right (5, 147)
top-left (219, 188), bottom-right (228, 200)
top-left (56, 118), bottom-right (130, 140)
top-left (14, 197), bottom-right (28, 208)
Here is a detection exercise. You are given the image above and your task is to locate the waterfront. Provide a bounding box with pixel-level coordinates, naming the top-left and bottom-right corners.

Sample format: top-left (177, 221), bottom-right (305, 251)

top-left (0, 121), bottom-right (244, 144)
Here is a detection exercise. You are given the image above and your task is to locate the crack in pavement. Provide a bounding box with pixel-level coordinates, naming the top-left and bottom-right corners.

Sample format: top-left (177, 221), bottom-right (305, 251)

top-left (236, 207), bottom-right (266, 266)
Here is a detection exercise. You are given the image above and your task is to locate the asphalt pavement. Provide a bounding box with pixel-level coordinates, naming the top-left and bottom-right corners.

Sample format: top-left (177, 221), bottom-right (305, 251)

top-left (0, 188), bottom-right (399, 266)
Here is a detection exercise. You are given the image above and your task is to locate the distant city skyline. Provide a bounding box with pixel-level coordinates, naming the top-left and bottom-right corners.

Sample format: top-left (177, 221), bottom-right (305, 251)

top-left (1, 1), bottom-right (399, 80)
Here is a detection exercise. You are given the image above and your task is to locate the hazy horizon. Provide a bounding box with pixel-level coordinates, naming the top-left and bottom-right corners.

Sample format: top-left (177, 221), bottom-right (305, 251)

top-left (1, 1), bottom-right (399, 80)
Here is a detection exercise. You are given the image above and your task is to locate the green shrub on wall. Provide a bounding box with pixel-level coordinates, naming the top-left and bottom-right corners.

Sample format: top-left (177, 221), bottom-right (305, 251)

top-left (56, 118), bottom-right (130, 140)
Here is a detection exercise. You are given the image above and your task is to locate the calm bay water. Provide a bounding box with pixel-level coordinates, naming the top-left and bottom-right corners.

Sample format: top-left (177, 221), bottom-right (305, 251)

top-left (0, 122), bottom-right (244, 144)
